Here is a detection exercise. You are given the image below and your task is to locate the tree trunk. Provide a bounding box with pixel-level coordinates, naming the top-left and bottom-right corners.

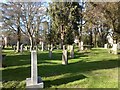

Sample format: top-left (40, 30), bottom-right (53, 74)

top-left (90, 30), bottom-right (93, 47)
top-left (16, 27), bottom-right (21, 52)
top-left (60, 25), bottom-right (64, 49)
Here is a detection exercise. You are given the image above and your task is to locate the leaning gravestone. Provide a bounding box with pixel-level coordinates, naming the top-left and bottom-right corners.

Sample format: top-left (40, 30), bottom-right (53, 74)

top-left (70, 45), bottom-right (74, 58)
top-left (26, 50), bottom-right (43, 88)
top-left (112, 44), bottom-right (117, 55)
top-left (62, 45), bottom-right (68, 65)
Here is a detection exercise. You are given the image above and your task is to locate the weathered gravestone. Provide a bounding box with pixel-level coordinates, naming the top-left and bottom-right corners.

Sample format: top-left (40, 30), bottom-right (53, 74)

top-left (13, 45), bottom-right (16, 52)
top-left (111, 44), bottom-right (117, 55)
top-left (70, 45), bottom-right (74, 58)
top-left (20, 44), bottom-right (24, 53)
top-left (104, 44), bottom-right (108, 49)
top-left (62, 45), bottom-right (68, 65)
top-left (26, 50), bottom-right (43, 88)
top-left (49, 49), bottom-right (52, 59)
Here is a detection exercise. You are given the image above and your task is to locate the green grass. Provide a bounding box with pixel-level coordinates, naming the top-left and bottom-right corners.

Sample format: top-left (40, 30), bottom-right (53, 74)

top-left (1, 47), bottom-right (119, 89)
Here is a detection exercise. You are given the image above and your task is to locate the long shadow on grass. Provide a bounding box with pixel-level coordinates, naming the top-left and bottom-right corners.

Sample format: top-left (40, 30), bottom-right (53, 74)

top-left (44, 74), bottom-right (87, 88)
top-left (2, 50), bottom-right (119, 88)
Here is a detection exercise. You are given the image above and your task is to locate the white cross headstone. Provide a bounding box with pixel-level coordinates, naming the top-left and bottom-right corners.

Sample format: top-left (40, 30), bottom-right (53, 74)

top-left (62, 45), bottom-right (68, 65)
top-left (26, 50), bottom-right (44, 88)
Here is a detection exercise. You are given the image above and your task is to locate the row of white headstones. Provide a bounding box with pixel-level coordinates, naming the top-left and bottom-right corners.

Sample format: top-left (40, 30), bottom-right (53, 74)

top-left (104, 42), bottom-right (120, 54)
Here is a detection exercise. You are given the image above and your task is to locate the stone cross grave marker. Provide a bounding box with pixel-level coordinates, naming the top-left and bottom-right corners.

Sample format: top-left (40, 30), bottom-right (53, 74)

top-left (26, 50), bottom-right (44, 88)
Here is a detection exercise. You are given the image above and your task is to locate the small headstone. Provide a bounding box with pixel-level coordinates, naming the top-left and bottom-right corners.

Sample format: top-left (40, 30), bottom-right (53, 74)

top-left (41, 42), bottom-right (44, 51)
top-left (81, 41), bottom-right (84, 50)
top-left (20, 44), bottom-right (24, 53)
top-left (112, 44), bottom-right (117, 54)
top-left (104, 44), bottom-right (107, 49)
top-left (49, 49), bottom-right (52, 59)
top-left (70, 45), bottom-right (74, 58)
top-left (13, 45), bottom-right (16, 51)
top-left (62, 45), bottom-right (68, 65)
top-left (26, 50), bottom-right (44, 88)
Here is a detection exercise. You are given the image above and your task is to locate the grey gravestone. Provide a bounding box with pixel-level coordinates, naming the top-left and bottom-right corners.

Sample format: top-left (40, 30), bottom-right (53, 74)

top-left (20, 44), bottom-right (24, 53)
top-left (13, 45), bottom-right (16, 52)
top-left (62, 45), bottom-right (68, 65)
top-left (80, 41), bottom-right (84, 50)
top-left (49, 49), bottom-right (52, 59)
top-left (111, 44), bottom-right (117, 55)
top-left (26, 50), bottom-right (43, 88)
top-left (117, 42), bottom-right (120, 50)
top-left (70, 45), bottom-right (74, 58)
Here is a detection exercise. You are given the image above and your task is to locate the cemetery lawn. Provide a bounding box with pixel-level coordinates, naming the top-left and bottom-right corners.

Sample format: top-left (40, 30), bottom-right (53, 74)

top-left (1, 48), bottom-right (119, 89)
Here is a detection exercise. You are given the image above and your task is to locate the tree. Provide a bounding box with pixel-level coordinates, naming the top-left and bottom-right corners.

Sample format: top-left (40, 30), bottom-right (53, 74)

top-left (20, 2), bottom-right (47, 50)
top-left (48, 2), bottom-right (81, 48)
top-left (1, 2), bottom-right (23, 52)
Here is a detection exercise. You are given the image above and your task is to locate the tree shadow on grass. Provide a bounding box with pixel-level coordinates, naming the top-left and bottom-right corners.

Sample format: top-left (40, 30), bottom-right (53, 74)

top-left (2, 58), bottom-right (119, 88)
top-left (44, 74), bottom-right (87, 88)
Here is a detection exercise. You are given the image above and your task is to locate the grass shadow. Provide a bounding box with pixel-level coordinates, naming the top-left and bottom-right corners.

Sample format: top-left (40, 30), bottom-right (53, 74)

top-left (44, 74), bottom-right (87, 88)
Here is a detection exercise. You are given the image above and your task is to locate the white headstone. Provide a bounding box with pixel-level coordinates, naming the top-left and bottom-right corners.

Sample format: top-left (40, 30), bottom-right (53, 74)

top-left (70, 45), bottom-right (74, 58)
top-left (112, 44), bottom-right (117, 55)
top-left (26, 50), bottom-right (44, 88)
top-left (20, 44), bottom-right (24, 52)
top-left (62, 45), bottom-right (68, 65)
top-left (81, 41), bottom-right (84, 50)
top-left (104, 44), bottom-right (107, 49)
